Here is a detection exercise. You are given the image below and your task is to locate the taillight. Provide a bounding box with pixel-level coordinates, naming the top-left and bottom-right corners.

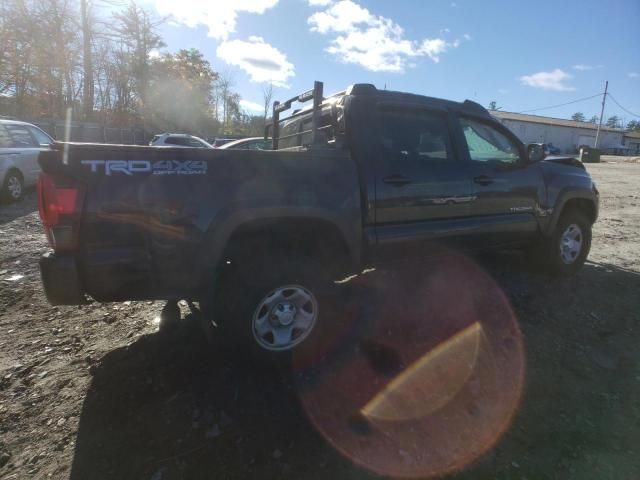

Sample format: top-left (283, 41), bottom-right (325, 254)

top-left (37, 174), bottom-right (85, 250)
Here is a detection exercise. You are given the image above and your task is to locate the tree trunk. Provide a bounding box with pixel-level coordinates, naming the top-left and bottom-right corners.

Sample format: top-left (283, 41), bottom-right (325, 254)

top-left (81, 0), bottom-right (94, 119)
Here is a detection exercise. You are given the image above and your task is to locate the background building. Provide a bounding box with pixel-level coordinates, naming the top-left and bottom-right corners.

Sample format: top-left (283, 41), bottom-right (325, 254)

top-left (491, 111), bottom-right (634, 154)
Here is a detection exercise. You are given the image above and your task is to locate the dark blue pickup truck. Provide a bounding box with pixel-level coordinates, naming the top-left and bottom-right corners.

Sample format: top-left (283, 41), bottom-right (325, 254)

top-left (37, 82), bottom-right (598, 354)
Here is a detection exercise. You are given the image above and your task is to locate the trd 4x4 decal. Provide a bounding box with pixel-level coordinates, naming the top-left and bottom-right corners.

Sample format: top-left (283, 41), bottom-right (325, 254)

top-left (81, 160), bottom-right (207, 176)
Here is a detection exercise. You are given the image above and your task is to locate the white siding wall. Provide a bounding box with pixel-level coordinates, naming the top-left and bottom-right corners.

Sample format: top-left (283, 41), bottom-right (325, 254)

top-left (499, 119), bottom-right (623, 153)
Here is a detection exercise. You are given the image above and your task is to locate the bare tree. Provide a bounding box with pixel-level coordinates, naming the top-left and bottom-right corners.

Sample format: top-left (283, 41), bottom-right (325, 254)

top-left (262, 83), bottom-right (274, 125)
top-left (215, 71), bottom-right (234, 133)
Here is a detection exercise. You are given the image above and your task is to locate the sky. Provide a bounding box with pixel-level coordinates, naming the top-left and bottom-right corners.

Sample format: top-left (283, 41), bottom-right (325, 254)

top-left (140, 0), bottom-right (640, 124)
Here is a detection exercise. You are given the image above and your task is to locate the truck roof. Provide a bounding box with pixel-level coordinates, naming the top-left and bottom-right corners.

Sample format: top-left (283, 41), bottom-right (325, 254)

top-left (283, 83), bottom-right (491, 121)
top-left (270, 81), bottom-right (492, 150)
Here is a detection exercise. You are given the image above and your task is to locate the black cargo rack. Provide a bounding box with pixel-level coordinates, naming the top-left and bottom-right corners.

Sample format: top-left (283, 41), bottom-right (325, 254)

top-left (269, 81), bottom-right (324, 150)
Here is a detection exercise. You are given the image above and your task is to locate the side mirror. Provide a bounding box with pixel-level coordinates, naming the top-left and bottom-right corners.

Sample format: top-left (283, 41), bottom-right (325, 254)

top-left (527, 143), bottom-right (546, 162)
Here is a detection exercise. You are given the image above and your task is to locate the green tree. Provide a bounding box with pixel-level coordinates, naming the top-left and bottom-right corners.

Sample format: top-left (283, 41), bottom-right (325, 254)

top-left (606, 115), bottom-right (621, 128)
top-left (588, 115), bottom-right (599, 124)
top-left (626, 120), bottom-right (640, 131)
top-left (488, 101), bottom-right (497, 111)
top-left (571, 112), bottom-right (585, 122)
top-left (148, 48), bottom-right (218, 135)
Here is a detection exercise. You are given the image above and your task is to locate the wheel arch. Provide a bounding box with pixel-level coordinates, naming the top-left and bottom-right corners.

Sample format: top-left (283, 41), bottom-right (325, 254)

top-left (544, 188), bottom-right (598, 236)
top-left (200, 210), bottom-right (362, 288)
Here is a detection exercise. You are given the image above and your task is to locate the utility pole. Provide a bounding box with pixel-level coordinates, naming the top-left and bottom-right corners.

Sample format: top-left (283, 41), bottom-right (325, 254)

top-left (594, 80), bottom-right (608, 148)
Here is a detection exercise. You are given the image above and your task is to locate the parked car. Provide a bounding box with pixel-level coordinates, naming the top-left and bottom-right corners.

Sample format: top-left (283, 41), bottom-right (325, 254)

top-left (543, 142), bottom-right (561, 155)
top-left (0, 119), bottom-right (54, 202)
top-left (149, 133), bottom-right (213, 148)
top-left (218, 137), bottom-right (272, 150)
top-left (36, 81), bottom-right (598, 356)
top-left (211, 137), bottom-right (244, 147)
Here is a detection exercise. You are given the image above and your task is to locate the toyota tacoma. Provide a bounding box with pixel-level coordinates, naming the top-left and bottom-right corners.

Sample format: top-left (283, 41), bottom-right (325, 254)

top-left (36, 82), bottom-right (599, 354)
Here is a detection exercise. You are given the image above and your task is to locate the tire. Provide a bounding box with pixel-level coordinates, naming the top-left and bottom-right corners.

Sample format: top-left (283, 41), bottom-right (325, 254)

top-left (2, 171), bottom-right (23, 203)
top-left (535, 209), bottom-right (592, 276)
top-left (213, 253), bottom-right (337, 362)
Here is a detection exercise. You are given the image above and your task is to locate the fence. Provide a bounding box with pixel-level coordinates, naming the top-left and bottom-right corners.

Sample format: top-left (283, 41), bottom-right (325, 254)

top-left (19, 118), bottom-right (154, 145)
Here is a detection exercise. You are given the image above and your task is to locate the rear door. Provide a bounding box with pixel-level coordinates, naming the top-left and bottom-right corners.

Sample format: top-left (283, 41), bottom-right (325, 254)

top-left (456, 116), bottom-right (543, 245)
top-left (373, 106), bottom-right (474, 259)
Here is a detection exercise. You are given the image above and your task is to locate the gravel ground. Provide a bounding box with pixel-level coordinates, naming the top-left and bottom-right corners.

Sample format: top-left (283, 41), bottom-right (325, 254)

top-left (1, 160), bottom-right (639, 480)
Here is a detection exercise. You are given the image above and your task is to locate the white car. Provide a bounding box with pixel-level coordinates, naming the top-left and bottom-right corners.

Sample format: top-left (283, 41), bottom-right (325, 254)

top-left (217, 137), bottom-right (272, 150)
top-left (1, 119), bottom-right (54, 202)
top-left (149, 133), bottom-right (213, 149)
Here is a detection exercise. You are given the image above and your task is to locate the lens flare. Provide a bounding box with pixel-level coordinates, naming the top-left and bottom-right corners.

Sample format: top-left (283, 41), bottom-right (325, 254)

top-left (294, 252), bottom-right (525, 479)
top-left (361, 321), bottom-right (482, 421)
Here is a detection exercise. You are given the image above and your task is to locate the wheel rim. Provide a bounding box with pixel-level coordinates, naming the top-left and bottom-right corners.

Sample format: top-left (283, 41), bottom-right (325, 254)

top-left (7, 176), bottom-right (22, 199)
top-left (559, 223), bottom-right (583, 264)
top-left (252, 284), bottom-right (318, 351)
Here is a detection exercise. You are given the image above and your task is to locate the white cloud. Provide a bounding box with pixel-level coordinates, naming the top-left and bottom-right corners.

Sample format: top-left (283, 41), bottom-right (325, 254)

top-left (216, 36), bottom-right (294, 87)
top-left (308, 0), bottom-right (333, 5)
top-left (572, 64), bottom-right (603, 71)
top-left (149, 49), bottom-right (161, 59)
top-left (152, 0), bottom-right (278, 39)
top-left (519, 69), bottom-right (575, 91)
top-left (629, 72), bottom-right (639, 78)
top-left (240, 99), bottom-right (264, 112)
top-left (308, 0), bottom-right (467, 72)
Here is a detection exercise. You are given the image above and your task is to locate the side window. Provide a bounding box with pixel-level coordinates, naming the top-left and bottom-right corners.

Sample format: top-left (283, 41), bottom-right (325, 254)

top-left (380, 109), bottom-right (453, 161)
top-left (187, 138), bottom-right (206, 148)
top-left (278, 116), bottom-right (303, 149)
top-left (5, 124), bottom-right (38, 148)
top-left (0, 125), bottom-right (12, 147)
top-left (28, 126), bottom-right (53, 145)
top-left (460, 118), bottom-right (521, 164)
top-left (164, 137), bottom-right (187, 146)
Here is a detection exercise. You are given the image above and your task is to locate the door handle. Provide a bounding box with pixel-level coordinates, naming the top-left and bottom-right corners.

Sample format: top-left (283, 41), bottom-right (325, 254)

top-left (473, 175), bottom-right (494, 186)
top-left (383, 175), bottom-right (411, 186)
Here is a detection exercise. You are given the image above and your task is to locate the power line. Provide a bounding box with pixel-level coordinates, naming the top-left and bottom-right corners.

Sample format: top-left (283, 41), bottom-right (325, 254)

top-left (607, 92), bottom-right (640, 118)
top-left (518, 92), bottom-right (604, 114)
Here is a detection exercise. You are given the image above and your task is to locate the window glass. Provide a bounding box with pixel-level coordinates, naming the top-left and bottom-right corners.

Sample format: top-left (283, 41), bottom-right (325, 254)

top-left (278, 109), bottom-right (333, 149)
top-left (164, 136), bottom-right (189, 146)
top-left (186, 137), bottom-right (206, 148)
top-left (5, 124), bottom-right (38, 147)
top-left (380, 109), bottom-right (452, 161)
top-left (460, 118), bottom-right (520, 164)
top-left (28, 126), bottom-right (53, 145)
top-left (0, 125), bottom-right (12, 148)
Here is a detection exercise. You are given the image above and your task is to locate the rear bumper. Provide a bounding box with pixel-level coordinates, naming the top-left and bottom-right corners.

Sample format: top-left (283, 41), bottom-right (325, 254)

top-left (39, 252), bottom-right (87, 305)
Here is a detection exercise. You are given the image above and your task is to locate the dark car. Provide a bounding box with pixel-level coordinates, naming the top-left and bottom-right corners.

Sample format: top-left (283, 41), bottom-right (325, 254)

top-left (37, 81), bottom-right (598, 355)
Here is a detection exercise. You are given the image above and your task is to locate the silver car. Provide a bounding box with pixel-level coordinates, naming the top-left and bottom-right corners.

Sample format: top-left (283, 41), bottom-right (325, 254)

top-left (149, 133), bottom-right (213, 148)
top-left (0, 119), bottom-right (54, 202)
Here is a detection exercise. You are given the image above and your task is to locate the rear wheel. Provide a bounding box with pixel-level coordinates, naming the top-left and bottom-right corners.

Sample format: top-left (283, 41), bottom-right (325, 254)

top-left (213, 253), bottom-right (336, 361)
top-left (2, 171), bottom-right (23, 202)
top-left (534, 210), bottom-right (592, 276)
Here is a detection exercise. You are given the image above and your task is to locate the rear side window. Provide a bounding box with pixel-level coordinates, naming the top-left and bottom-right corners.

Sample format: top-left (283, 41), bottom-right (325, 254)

top-left (186, 138), bottom-right (207, 148)
top-left (5, 124), bottom-right (37, 147)
top-left (460, 118), bottom-right (521, 164)
top-left (0, 125), bottom-right (12, 148)
top-left (380, 109), bottom-right (453, 161)
top-left (28, 126), bottom-right (53, 145)
top-left (165, 136), bottom-right (206, 147)
top-left (278, 109), bottom-right (333, 149)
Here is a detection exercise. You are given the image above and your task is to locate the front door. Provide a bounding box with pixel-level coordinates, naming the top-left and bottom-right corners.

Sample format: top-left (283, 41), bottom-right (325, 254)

top-left (457, 116), bottom-right (543, 245)
top-left (373, 106), bottom-right (474, 259)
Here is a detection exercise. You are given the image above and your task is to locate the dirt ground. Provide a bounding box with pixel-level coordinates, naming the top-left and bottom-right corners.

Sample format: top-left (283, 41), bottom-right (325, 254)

top-left (1, 159), bottom-right (639, 480)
